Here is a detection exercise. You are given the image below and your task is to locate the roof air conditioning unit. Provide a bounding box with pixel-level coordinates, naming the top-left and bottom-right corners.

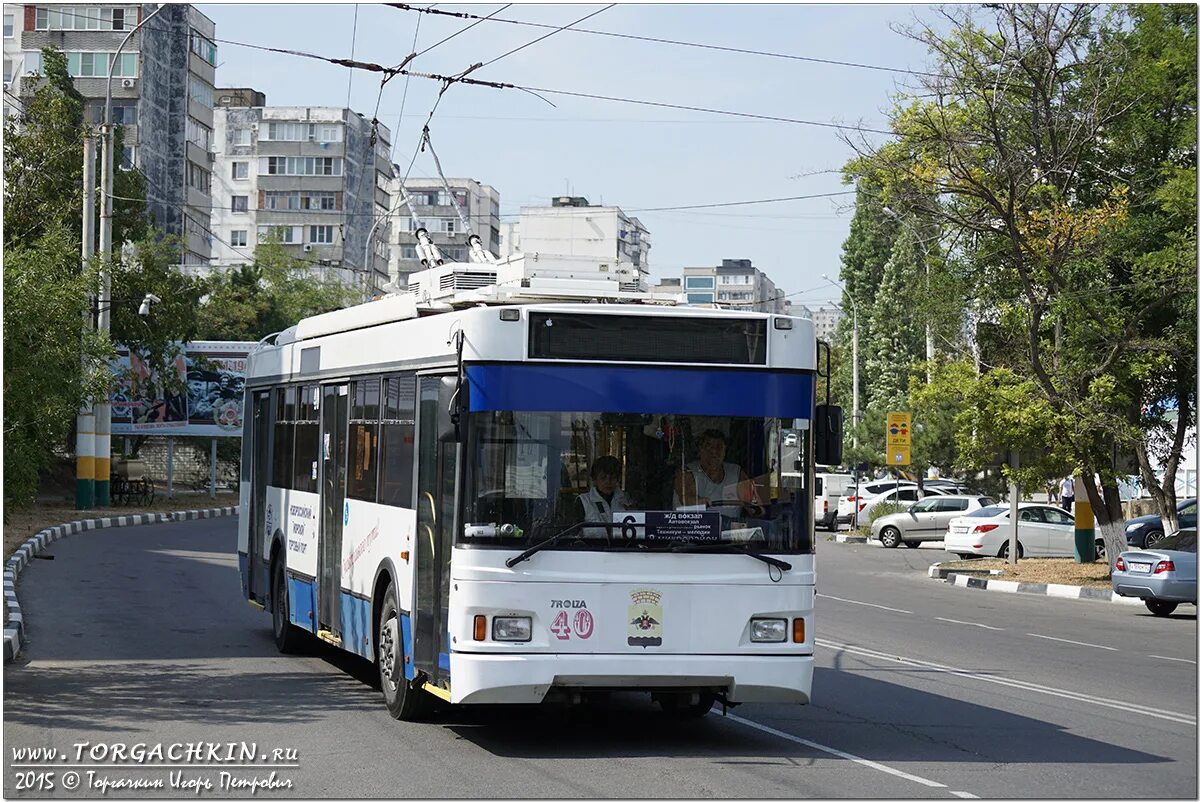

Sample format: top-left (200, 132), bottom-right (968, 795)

top-left (121, 77), bottom-right (136, 89)
top-left (303, 244), bottom-right (314, 252)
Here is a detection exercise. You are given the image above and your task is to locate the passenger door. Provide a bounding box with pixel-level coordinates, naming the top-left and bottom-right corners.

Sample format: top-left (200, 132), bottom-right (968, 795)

top-left (904, 498), bottom-right (938, 538)
top-left (318, 383), bottom-right (349, 639)
top-left (1040, 507), bottom-right (1077, 556)
top-left (1017, 507), bottom-right (1050, 556)
top-left (247, 390), bottom-right (272, 601)
top-left (413, 376), bottom-right (458, 690)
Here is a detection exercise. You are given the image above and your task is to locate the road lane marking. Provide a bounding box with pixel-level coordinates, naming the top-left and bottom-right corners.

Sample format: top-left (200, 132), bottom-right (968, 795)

top-left (1026, 633), bottom-right (1117, 651)
top-left (818, 594), bottom-right (913, 615)
top-left (951, 792), bottom-right (980, 799)
top-left (936, 617), bottom-right (1004, 631)
top-left (821, 638), bottom-right (1196, 725)
top-left (725, 714), bottom-right (952, 791)
top-left (1149, 654), bottom-right (1197, 664)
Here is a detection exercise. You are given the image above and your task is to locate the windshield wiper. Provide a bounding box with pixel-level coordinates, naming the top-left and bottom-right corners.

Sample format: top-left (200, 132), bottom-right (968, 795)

top-left (504, 520), bottom-right (637, 568)
top-left (668, 540), bottom-right (792, 572)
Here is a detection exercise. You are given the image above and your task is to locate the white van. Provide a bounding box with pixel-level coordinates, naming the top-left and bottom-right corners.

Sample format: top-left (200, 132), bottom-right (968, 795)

top-left (815, 472), bottom-right (853, 530)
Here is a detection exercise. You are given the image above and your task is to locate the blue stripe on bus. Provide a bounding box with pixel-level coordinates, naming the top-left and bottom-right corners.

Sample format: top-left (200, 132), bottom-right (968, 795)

top-left (340, 593), bottom-right (372, 659)
top-left (288, 576), bottom-right (317, 633)
top-left (400, 614), bottom-right (415, 681)
top-left (466, 364), bottom-right (814, 419)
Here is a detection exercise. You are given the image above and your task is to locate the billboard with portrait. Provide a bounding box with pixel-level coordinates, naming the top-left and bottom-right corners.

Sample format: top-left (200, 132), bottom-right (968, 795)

top-left (111, 341), bottom-right (255, 437)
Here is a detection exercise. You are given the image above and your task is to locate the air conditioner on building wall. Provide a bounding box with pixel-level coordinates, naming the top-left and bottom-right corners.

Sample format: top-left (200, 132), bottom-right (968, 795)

top-left (303, 244), bottom-right (314, 252)
top-left (121, 78), bottom-right (136, 89)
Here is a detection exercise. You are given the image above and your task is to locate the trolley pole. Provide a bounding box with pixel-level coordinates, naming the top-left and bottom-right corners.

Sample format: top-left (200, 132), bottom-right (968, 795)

top-left (75, 134), bottom-right (97, 510)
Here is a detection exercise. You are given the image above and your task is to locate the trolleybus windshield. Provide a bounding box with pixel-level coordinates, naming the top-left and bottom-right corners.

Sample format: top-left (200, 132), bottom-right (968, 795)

top-left (462, 411), bottom-right (813, 554)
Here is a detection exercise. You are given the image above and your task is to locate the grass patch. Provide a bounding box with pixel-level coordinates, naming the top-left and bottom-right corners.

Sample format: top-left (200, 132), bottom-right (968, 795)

top-left (948, 557), bottom-right (1112, 588)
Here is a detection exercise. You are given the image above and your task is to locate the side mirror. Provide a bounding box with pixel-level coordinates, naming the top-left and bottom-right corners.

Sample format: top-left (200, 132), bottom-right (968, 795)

top-left (814, 405), bottom-right (843, 467)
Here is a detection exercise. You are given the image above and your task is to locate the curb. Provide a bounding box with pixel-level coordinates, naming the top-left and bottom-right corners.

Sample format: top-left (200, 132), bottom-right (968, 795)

top-left (834, 533), bottom-right (868, 544)
top-left (4, 507), bottom-right (239, 664)
top-left (932, 563), bottom-right (1142, 606)
top-left (927, 562), bottom-right (1003, 579)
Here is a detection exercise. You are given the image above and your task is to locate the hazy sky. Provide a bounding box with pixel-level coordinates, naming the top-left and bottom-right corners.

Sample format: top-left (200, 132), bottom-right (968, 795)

top-left (199, 3), bottom-right (935, 306)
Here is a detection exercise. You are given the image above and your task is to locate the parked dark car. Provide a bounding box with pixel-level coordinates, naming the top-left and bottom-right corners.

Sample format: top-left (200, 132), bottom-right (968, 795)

top-left (1125, 499), bottom-right (1197, 549)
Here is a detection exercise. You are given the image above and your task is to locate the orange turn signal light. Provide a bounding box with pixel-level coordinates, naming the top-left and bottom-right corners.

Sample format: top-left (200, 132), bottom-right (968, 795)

top-left (473, 615), bottom-right (487, 641)
top-left (792, 618), bottom-right (805, 643)
top-left (400, 550), bottom-right (410, 563)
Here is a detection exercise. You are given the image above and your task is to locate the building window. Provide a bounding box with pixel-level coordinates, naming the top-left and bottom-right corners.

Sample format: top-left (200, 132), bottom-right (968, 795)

top-left (120, 145), bottom-right (134, 169)
top-left (186, 163), bottom-right (211, 195)
top-left (399, 245), bottom-right (418, 259)
top-left (4, 14), bottom-right (13, 38)
top-left (185, 117), bottom-right (211, 151)
top-left (230, 230), bottom-right (248, 248)
top-left (231, 128), bottom-right (251, 146)
top-left (687, 293), bottom-right (715, 305)
top-left (111, 103), bottom-right (136, 126)
top-left (258, 225), bottom-right (300, 244)
top-left (3, 59), bottom-right (11, 84)
top-left (63, 52), bottom-right (137, 78)
top-left (262, 121), bottom-right (343, 142)
top-left (685, 276), bottom-right (714, 290)
top-left (36, 7), bottom-right (133, 31)
top-left (231, 196), bottom-right (248, 213)
top-left (260, 156), bottom-right (341, 177)
top-left (309, 226), bottom-right (334, 244)
top-left (231, 162), bottom-right (249, 180)
top-left (189, 30), bottom-right (217, 66)
top-left (188, 76), bottom-right (214, 108)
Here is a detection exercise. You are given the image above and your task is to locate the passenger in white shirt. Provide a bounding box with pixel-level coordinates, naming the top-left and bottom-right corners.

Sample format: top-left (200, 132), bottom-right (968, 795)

top-left (578, 456), bottom-right (631, 524)
top-left (675, 429), bottom-right (763, 516)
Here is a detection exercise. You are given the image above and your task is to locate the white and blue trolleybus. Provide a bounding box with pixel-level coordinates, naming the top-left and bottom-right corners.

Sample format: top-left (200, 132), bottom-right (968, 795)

top-left (238, 254), bottom-right (842, 719)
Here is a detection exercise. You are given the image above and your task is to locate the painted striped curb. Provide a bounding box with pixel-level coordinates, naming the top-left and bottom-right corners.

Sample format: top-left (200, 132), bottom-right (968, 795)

top-left (942, 570), bottom-right (1142, 606)
top-left (4, 506), bottom-right (239, 663)
top-left (834, 533), bottom-right (868, 544)
top-left (927, 561), bottom-right (1004, 579)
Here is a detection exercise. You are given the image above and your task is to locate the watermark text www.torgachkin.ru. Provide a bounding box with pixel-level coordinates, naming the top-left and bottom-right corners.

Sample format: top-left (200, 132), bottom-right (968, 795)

top-left (10, 741), bottom-right (298, 795)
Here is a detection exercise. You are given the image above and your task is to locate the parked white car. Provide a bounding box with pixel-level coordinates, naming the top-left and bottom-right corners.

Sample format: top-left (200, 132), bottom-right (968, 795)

top-left (837, 479), bottom-right (917, 526)
top-left (944, 503), bottom-right (1102, 559)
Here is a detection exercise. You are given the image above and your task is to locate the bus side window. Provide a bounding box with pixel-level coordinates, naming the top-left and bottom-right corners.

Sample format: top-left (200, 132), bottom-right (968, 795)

top-left (378, 373), bottom-right (416, 508)
top-left (292, 385), bottom-right (320, 492)
top-left (271, 387), bottom-right (294, 490)
top-left (347, 378), bottom-right (381, 502)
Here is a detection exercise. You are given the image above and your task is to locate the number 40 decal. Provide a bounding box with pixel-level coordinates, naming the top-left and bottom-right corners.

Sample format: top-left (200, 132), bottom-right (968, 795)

top-left (551, 609), bottom-right (595, 640)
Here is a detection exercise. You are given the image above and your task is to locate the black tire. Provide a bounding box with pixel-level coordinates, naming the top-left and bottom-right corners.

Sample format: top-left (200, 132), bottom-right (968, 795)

top-left (1145, 599), bottom-right (1178, 617)
top-left (997, 541), bottom-right (1024, 559)
top-left (1143, 530), bottom-right (1165, 550)
top-left (658, 691), bottom-right (715, 718)
top-left (271, 557), bottom-right (303, 653)
top-left (904, 541), bottom-right (921, 549)
top-left (377, 583), bottom-right (429, 721)
top-left (879, 527), bottom-right (902, 549)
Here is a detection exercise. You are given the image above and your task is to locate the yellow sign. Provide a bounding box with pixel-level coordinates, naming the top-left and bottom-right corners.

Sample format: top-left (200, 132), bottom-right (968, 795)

top-left (887, 413), bottom-right (912, 465)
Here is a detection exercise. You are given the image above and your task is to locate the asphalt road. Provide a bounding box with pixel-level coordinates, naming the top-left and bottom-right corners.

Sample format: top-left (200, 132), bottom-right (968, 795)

top-left (3, 519), bottom-right (1196, 798)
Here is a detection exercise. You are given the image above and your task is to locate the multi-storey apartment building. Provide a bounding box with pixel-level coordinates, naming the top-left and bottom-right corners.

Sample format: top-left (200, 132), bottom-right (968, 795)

top-left (386, 176), bottom-right (500, 286)
top-left (210, 102), bottom-right (394, 292)
top-left (682, 259), bottom-right (786, 312)
top-left (498, 195), bottom-right (651, 288)
top-left (7, 3), bottom-right (217, 267)
top-left (808, 305), bottom-right (842, 340)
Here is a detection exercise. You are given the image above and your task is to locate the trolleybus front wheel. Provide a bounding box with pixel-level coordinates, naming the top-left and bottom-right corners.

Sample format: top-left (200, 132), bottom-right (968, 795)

top-left (378, 583), bottom-right (429, 721)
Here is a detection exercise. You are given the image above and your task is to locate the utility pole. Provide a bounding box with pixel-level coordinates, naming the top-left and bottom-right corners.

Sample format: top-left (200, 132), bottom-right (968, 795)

top-left (75, 134), bottom-right (97, 510)
top-left (823, 275), bottom-right (859, 449)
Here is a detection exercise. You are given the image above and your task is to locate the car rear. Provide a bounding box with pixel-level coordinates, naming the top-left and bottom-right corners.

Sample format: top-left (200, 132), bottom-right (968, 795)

top-left (1112, 549), bottom-right (1198, 603)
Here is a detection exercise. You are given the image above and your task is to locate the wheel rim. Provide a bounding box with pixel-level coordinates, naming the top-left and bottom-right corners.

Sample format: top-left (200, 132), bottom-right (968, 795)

top-left (379, 614), bottom-right (400, 692)
top-left (1145, 532), bottom-right (1163, 549)
top-left (884, 529), bottom-right (898, 546)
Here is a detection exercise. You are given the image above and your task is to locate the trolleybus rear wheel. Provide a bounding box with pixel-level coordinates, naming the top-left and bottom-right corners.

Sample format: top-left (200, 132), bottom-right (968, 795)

top-left (271, 558), bottom-right (302, 653)
top-left (378, 583), bottom-right (429, 721)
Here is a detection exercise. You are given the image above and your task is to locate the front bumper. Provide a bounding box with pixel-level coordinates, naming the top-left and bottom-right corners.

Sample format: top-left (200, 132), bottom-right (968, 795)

top-left (1112, 575), bottom-right (1197, 603)
top-left (447, 652), bottom-right (814, 705)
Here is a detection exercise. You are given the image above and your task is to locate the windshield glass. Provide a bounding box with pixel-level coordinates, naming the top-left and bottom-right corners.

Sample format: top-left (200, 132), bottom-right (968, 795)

top-left (462, 411), bottom-right (811, 553)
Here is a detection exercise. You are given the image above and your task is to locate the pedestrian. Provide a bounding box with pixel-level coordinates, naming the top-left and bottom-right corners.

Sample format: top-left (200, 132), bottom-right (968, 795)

top-left (1060, 475), bottom-right (1075, 513)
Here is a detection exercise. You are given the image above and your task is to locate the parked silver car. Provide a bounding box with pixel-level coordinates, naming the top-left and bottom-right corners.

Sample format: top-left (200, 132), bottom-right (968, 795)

top-left (871, 495), bottom-right (996, 548)
top-left (1112, 529), bottom-right (1197, 617)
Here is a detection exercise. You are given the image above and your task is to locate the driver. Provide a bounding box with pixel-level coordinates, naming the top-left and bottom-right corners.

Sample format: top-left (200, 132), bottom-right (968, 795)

top-left (675, 429), bottom-right (762, 514)
top-left (578, 456), bottom-right (632, 524)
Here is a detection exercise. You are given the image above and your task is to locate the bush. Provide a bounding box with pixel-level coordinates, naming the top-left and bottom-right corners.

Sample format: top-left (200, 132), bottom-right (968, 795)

top-left (869, 501), bottom-right (905, 522)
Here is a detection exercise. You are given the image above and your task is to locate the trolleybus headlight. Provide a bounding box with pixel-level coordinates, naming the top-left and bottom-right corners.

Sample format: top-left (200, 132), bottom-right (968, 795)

top-left (750, 618), bottom-right (787, 642)
top-left (492, 616), bottom-right (532, 642)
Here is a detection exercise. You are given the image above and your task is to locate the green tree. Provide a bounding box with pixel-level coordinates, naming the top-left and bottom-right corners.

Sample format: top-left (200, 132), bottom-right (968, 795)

top-left (845, 5), bottom-right (1196, 563)
top-left (864, 227), bottom-right (926, 415)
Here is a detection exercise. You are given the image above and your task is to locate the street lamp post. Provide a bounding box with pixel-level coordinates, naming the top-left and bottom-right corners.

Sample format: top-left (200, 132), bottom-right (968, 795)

top-left (97, 4), bottom-right (166, 507)
top-left (823, 275), bottom-right (858, 449)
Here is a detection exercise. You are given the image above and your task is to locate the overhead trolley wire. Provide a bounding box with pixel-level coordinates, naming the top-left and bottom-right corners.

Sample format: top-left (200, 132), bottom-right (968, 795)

top-left (385, 3), bottom-right (939, 78)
